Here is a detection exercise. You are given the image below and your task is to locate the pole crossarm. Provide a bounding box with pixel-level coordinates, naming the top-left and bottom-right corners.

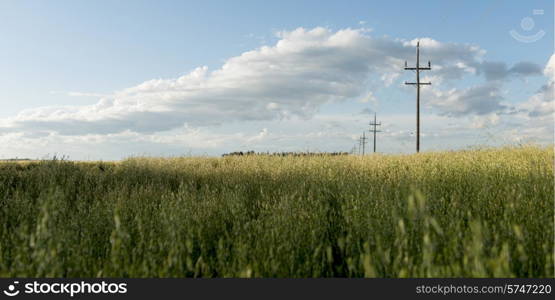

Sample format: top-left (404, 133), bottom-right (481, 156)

top-left (405, 61), bottom-right (431, 70)
top-left (405, 82), bottom-right (431, 85)
top-left (403, 67), bottom-right (431, 71)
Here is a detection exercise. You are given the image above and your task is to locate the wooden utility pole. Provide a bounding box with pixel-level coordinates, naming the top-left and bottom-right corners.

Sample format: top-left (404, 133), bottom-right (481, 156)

top-left (369, 113), bottom-right (381, 153)
top-left (360, 132), bottom-right (368, 156)
top-left (404, 41), bottom-right (431, 153)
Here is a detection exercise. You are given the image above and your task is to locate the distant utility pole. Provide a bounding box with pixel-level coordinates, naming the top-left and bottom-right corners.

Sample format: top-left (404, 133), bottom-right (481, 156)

top-left (360, 132), bottom-right (368, 156)
top-left (404, 41), bottom-right (431, 153)
top-left (368, 113), bottom-right (381, 153)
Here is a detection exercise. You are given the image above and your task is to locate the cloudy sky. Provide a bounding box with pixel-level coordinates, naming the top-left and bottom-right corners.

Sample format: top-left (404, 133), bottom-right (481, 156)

top-left (0, 0), bottom-right (553, 160)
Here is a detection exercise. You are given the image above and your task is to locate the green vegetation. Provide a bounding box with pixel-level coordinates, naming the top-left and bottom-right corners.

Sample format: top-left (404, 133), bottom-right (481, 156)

top-left (0, 146), bottom-right (552, 277)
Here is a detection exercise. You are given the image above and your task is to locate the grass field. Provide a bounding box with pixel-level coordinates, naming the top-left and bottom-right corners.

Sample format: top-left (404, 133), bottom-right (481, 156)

top-left (0, 146), bottom-right (552, 277)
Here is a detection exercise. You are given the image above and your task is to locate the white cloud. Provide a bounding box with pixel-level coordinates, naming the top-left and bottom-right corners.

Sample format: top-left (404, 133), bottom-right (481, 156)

top-left (470, 113), bottom-right (500, 129)
top-left (423, 83), bottom-right (506, 116)
top-left (359, 91), bottom-right (377, 104)
top-left (1, 27), bottom-right (497, 136)
top-left (0, 27), bottom-right (551, 159)
top-left (515, 54), bottom-right (555, 119)
top-left (247, 128), bottom-right (269, 142)
top-left (49, 91), bottom-right (110, 98)
top-left (479, 60), bottom-right (543, 81)
top-left (381, 72), bottom-right (401, 86)
top-left (543, 54), bottom-right (555, 79)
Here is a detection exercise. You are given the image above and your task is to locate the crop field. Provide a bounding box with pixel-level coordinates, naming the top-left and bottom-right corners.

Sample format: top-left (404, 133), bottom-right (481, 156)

top-left (0, 146), bottom-right (552, 277)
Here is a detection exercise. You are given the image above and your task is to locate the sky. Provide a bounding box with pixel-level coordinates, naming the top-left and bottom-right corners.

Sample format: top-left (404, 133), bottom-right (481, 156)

top-left (0, 0), bottom-right (553, 160)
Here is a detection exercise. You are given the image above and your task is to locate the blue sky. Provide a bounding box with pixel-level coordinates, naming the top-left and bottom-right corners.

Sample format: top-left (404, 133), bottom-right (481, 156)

top-left (0, 0), bottom-right (553, 159)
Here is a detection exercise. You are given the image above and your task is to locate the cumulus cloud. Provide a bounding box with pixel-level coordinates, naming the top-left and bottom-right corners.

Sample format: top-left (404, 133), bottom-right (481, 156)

top-left (417, 57), bottom-right (546, 117)
top-left (0, 27), bottom-right (504, 136)
top-left (479, 60), bottom-right (543, 81)
top-left (49, 91), bottom-right (110, 98)
top-left (543, 54), bottom-right (555, 80)
top-left (359, 91), bottom-right (377, 104)
top-left (516, 54), bottom-right (555, 118)
top-left (470, 113), bottom-right (500, 129)
top-left (423, 83), bottom-right (506, 116)
top-left (0, 26), bottom-right (549, 160)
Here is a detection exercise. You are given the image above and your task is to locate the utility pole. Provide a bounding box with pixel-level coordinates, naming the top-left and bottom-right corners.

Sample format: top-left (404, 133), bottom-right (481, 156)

top-left (368, 113), bottom-right (381, 153)
top-left (404, 41), bottom-right (431, 153)
top-left (360, 132), bottom-right (368, 156)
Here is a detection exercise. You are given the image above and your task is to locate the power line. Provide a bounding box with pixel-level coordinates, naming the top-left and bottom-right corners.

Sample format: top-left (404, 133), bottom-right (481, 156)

top-left (368, 113), bottom-right (381, 153)
top-left (404, 41), bottom-right (431, 153)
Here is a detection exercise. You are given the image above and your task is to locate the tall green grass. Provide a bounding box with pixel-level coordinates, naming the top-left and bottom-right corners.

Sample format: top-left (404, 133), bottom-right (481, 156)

top-left (0, 146), bottom-right (552, 277)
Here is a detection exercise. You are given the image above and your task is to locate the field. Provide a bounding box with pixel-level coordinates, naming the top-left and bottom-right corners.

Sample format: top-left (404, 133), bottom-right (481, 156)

top-left (0, 146), bottom-right (552, 277)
